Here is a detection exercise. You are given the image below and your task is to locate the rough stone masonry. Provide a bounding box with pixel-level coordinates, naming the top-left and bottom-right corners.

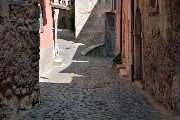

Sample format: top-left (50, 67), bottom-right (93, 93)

top-left (0, 0), bottom-right (40, 119)
top-left (134, 0), bottom-right (180, 113)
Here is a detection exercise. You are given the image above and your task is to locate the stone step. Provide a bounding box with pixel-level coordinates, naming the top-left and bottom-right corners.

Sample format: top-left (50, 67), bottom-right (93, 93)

top-left (119, 68), bottom-right (129, 78)
top-left (175, 116), bottom-right (180, 120)
top-left (134, 80), bottom-right (144, 89)
top-left (80, 43), bottom-right (105, 56)
top-left (114, 64), bottom-right (125, 72)
top-left (53, 59), bottom-right (62, 66)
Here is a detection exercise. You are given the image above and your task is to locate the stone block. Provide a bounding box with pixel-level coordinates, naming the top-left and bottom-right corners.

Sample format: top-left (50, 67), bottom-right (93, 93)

top-left (119, 69), bottom-right (129, 78)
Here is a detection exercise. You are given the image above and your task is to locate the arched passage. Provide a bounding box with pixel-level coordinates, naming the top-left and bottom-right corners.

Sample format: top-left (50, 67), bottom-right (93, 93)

top-left (134, 8), bottom-right (142, 81)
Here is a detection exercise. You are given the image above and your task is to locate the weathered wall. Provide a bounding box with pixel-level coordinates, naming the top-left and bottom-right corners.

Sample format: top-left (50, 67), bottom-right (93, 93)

top-left (115, 0), bottom-right (133, 78)
top-left (40, 0), bottom-right (54, 75)
top-left (75, 0), bottom-right (111, 48)
top-left (167, 0), bottom-right (180, 113)
top-left (134, 0), bottom-right (180, 113)
top-left (0, 0), bottom-right (40, 119)
top-left (139, 0), bottom-right (171, 109)
top-left (116, 0), bottom-right (180, 113)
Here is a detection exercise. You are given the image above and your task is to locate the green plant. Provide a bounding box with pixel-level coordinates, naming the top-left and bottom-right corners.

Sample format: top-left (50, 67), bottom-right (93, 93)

top-left (112, 53), bottom-right (122, 66)
top-left (68, 9), bottom-right (75, 32)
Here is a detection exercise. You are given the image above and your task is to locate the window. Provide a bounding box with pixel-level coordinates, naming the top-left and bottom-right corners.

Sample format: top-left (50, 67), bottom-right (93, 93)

top-left (111, 0), bottom-right (116, 11)
top-left (110, 17), bottom-right (115, 27)
top-left (149, 0), bottom-right (158, 15)
top-left (150, 0), bottom-right (156, 8)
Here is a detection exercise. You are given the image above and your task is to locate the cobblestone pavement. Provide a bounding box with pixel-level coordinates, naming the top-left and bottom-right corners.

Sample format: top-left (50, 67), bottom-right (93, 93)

top-left (18, 36), bottom-right (170, 120)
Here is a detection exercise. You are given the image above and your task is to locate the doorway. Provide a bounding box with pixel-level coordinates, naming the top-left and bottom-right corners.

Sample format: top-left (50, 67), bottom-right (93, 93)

top-left (134, 8), bottom-right (142, 81)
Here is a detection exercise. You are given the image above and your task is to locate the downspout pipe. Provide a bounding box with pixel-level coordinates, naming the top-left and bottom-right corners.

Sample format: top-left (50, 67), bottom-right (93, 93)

top-left (130, 0), bottom-right (134, 82)
top-left (120, 0), bottom-right (123, 53)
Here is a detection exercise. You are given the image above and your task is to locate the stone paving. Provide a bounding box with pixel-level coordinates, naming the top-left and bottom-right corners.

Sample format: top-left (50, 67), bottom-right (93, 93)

top-left (18, 32), bottom-right (171, 120)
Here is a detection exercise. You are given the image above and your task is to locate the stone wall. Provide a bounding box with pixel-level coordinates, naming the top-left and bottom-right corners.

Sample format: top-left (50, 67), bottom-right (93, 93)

top-left (0, 0), bottom-right (40, 119)
top-left (137, 0), bottom-right (172, 109)
top-left (134, 0), bottom-right (180, 113)
top-left (167, 0), bottom-right (180, 113)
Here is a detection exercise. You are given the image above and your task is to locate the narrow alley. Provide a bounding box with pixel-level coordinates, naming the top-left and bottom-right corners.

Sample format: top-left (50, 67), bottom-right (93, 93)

top-left (0, 0), bottom-right (179, 119)
top-left (18, 29), bottom-right (171, 120)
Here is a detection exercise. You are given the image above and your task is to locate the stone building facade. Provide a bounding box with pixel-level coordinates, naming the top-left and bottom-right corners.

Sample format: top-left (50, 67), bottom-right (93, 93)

top-left (0, 0), bottom-right (40, 119)
top-left (115, 0), bottom-right (180, 113)
top-left (75, 0), bottom-right (111, 48)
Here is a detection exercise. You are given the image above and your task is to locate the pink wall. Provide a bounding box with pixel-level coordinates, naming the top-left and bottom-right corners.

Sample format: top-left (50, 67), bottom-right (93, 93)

top-left (40, 0), bottom-right (53, 48)
top-left (116, 0), bottom-right (132, 76)
top-left (39, 0), bottom-right (54, 75)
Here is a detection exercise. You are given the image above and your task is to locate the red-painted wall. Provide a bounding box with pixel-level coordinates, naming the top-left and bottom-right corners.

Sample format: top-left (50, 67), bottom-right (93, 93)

top-left (39, 0), bottom-right (54, 75)
top-left (40, 0), bottom-right (53, 48)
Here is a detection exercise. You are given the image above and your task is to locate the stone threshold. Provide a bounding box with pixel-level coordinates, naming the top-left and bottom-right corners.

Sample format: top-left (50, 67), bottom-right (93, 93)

top-left (53, 58), bottom-right (62, 66)
top-left (134, 80), bottom-right (144, 89)
top-left (114, 64), bottom-right (129, 79)
top-left (114, 64), bottom-right (144, 89)
top-left (54, 58), bottom-right (62, 63)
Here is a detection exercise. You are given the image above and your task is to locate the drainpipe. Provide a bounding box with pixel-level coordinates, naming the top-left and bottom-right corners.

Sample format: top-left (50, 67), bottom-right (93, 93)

top-left (120, 0), bottom-right (123, 52)
top-left (52, 7), bottom-right (55, 60)
top-left (130, 0), bottom-right (134, 82)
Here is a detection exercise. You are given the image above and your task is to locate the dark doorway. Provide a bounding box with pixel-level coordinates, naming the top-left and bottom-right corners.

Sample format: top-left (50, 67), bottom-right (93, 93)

top-left (105, 12), bottom-right (116, 57)
top-left (134, 8), bottom-right (142, 81)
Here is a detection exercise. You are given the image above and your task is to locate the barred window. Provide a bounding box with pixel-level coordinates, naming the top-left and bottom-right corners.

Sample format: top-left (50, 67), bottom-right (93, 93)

top-left (110, 17), bottom-right (115, 27)
top-left (150, 0), bottom-right (156, 8)
top-left (149, 0), bottom-right (158, 15)
top-left (111, 0), bottom-right (116, 11)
